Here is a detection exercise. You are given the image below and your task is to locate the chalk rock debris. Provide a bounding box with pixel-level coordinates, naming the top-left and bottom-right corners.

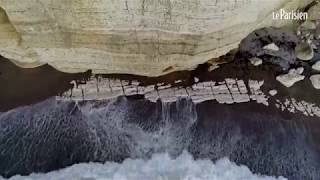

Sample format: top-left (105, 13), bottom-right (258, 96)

top-left (263, 43), bottom-right (280, 52)
top-left (310, 74), bottom-right (320, 89)
top-left (312, 61), bottom-right (320, 71)
top-left (276, 68), bottom-right (305, 87)
top-left (269, 90), bottom-right (278, 96)
top-left (249, 57), bottom-right (263, 66)
top-left (295, 42), bottom-right (314, 61)
top-left (276, 98), bottom-right (320, 117)
top-left (57, 77), bottom-right (269, 106)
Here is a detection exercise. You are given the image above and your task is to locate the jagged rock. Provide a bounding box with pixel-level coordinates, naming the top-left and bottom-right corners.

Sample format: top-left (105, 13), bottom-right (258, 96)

top-left (269, 90), bottom-right (278, 96)
top-left (263, 43), bottom-right (280, 51)
top-left (297, 20), bottom-right (320, 49)
top-left (249, 57), bottom-right (263, 66)
top-left (57, 77), bottom-right (269, 105)
top-left (276, 68), bottom-right (305, 87)
top-left (312, 61), bottom-right (320, 71)
top-left (291, 67), bottom-right (304, 75)
top-left (308, 3), bottom-right (320, 20)
top-left (276, 74), bottom-right (305, 87)
top-left (208, 64), bottom-right (219, 72)
top-left (300, 21), bottom-right (317, 30)
top-left (310, 74), bottom-right (320, 89)
top-left (240, 27), bottom-right (299, 70)
top-left (295, 42), bottom-right (314, 61)
top-left (276, 98), bottom-right (320, 117)
top-left (0, 0), bottom-right (312, 76)
top-left (249, 57), bottom-right (262, 66)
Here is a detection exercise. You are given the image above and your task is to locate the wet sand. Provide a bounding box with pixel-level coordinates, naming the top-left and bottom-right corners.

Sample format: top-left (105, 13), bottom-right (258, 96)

top-left (0, 57), bottom-right (90, 112)
top-left (1, 48), bottom-right (319, 112)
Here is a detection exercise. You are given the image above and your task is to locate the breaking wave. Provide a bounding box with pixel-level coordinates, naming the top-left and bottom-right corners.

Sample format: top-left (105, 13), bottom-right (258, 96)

top-left (3, 151), bottom-right (286, 180)
top-left (0, 97), bottom-right (319, 179)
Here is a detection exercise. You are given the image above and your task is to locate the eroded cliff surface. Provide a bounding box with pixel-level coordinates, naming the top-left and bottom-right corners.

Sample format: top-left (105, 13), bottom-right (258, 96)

top-left (0, 0), bottom-right (313, 76)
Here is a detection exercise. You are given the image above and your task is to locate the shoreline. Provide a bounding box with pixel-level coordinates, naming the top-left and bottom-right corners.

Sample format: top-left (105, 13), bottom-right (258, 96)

top-left (0, 25), bottom-right (320, 179)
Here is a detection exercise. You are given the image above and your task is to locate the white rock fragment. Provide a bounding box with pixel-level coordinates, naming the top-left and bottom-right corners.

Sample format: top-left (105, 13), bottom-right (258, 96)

top-left (295, 42), bottom-right (314, 61)
top-left (269, 90), bottom-right (278, 96)
top-left (57, 76), bottom-right (272, 106)
top-left (263, 43), bottom-right (279, 51)
top-left (131, 81), bottom-right (140, 86)
top-left (236, 80), bottom-right (248, 94)
top-left (297, 29), bottom-right (301, 36)
top-left (158, 84), bottom-right (171, 90)
top-left (144, 85), bottom-right (155, 94)
top-left (249, 57), bottom-right (263, 66)
top-left (276, 75), bottom-right (304, 87)
top-left (208, 64), bottom-right (220, 72)
top-left (174, 88), bottom-right (189, 98)
top-left (289, 67), bottom-right (304, 75)
top-left (123, 81), bottom-right (138, 96)
top-left (194, 77), bottom-right (200, 83)
top-left (312, 61), bottom-right (320, 71)
top-left (144, 90), bottom-right (159, 102)
top-left (296, 67), bottom-right (304, 75)
top-left (310, 74), bottom-right (320, 89)
top-left (159, 88), bottom-right (177, 102)
top-left (137, 86), bottom-right (145, 95)
top-left (276, 69), bottom-right (305, 87)
top-left (275, 98), bottom-right (320, 118)
top-left (248, 80), bottom-right (269, 106)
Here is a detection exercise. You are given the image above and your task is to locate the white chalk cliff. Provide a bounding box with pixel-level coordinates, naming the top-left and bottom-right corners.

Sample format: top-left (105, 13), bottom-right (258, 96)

top-left (0, 0), bottom-right (312, 76)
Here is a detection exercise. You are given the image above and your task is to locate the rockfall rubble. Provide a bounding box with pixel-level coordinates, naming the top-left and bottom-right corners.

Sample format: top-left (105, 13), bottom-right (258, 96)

top-left (310, 74), bottom-right (320, 89)
top-left (276, 68), bottom-right (305, 87)
top-left (57, 77), bottom-right (268, 105)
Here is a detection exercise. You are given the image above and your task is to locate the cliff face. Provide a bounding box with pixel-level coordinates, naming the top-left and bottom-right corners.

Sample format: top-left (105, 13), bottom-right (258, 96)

top-left (0, 0), bottom-right (312, 76)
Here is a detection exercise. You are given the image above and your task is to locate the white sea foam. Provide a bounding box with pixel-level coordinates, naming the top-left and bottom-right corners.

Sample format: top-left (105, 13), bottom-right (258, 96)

top-left (4, 151), bottom-right (286, 180)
